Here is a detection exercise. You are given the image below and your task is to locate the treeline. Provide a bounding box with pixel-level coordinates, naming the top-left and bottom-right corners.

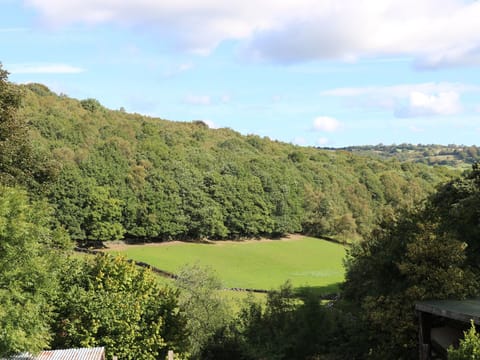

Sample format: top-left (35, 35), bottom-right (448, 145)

top-left (3, 168), bottom-right (480, 359)
top-left (0, 183), bottom-right (348, 360)
top-left (20, 83), bottom-right (453, 243)
top-left (335, 143), bottom-right (480, 168)
top-left (339, 163), bottom-right (480, 359)
top-left (199, 163), bottom-right (480, 360)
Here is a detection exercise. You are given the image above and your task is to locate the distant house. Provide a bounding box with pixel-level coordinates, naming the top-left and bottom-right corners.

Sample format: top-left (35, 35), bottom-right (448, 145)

top-left (4, 347), bottom-right (105, 360)
top-left (416, 299), bottom-right (480, 360)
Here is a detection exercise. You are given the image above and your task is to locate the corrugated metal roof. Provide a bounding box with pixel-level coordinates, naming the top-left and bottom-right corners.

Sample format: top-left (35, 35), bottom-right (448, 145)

top-left (35, 347), bottom-right (105, 360)
top-left (3, 347), bottom-right (105, 360)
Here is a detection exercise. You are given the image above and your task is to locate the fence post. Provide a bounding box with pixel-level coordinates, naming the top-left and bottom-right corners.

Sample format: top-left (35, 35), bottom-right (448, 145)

top-left (168, 350), bottom-right (174, 360)
top-left (112, 356), bottom-right (118, 360)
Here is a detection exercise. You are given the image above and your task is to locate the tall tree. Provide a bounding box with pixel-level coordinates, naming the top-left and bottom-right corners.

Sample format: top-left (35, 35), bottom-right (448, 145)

top-left (175, 264), bottom-right (231, 359)
top-left (0, 63), bottom-right (56, 190)
top-left (0, 64), bottom-right (27, 185)
top-left (52, 254), bottom-right (187, 359)
top-left (343, 203), bottom-right (478, 358)
top-left (0, 186), bottom-right (69, 356)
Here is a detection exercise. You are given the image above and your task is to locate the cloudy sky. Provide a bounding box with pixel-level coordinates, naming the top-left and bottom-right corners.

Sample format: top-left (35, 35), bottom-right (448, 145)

top-left (2, 0), bottom-right (480, 147)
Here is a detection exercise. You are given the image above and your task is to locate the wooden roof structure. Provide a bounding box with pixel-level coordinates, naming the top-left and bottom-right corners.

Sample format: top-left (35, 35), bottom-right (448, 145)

top-left (416, 299), bottom-right (480, 360)
top-left (416, 299), bottom-right (480, 325)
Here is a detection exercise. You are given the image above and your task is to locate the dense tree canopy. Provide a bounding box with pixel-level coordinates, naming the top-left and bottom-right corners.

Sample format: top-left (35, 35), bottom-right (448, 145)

top-left (0, 64), bottom-right (57, 191)
top-left (16, 82), bottom-right (455, 243)
top-left (0, 186), bottom-right (69, 357)
top-left (342, 165), bottom-right (480, 359)
top-left (51, 254), bottom-right (187, 359)
top-left (175, 264), bottom-right (231, 359)
top-left (429, 164), bottom-right (480, 268)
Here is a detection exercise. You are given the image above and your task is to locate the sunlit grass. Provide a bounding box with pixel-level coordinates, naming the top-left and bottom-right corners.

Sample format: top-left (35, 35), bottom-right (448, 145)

top-left (107, 237), bottom-right (346, 294)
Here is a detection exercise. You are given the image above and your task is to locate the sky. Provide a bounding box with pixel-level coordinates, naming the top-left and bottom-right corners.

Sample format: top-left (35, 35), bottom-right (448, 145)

top-left (1, 0), bottom-right (480, 147)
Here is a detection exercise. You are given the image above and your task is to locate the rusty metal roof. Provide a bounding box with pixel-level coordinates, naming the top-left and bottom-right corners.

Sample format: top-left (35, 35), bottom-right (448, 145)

top-left (35, 348), bottom-right (105, 360)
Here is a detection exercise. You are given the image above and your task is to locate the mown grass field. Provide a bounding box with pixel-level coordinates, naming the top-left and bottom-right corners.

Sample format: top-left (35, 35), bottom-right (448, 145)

top-left (107, 236), bottom-right (346, 293)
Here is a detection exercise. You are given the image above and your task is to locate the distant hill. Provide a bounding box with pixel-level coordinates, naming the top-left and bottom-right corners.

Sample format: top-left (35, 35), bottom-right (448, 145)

top-left (19, 83), bottom-right (457, 243)
top-left (326, 143), bottom-right (479, 168)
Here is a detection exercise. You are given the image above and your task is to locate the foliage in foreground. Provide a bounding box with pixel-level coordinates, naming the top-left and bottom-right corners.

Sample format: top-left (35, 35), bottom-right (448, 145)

top-left (342, 165), bottom-right (480, 359)
top-left (51, 254), bottom-right (187, 360)
top-left (197, 282), bottom-right (363, 360)
top-left (174, 264), bottom-right (232, 359)
top-left (448, 321), bottom-right (480, 360)
top-left (0, 186), bottom-right (69, 357)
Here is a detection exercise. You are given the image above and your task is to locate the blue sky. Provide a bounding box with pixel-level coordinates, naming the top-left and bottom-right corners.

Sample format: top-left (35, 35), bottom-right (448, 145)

top-left (1, 0), bottom-right (480, 147)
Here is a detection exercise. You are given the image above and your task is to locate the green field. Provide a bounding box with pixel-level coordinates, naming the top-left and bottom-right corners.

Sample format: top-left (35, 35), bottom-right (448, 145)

top-left (108, 237), bottom-right (346, 293)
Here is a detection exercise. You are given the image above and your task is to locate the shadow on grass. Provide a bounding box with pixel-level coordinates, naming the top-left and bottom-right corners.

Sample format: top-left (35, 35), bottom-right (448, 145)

top-left (294, 282), bottom-right (342, 299)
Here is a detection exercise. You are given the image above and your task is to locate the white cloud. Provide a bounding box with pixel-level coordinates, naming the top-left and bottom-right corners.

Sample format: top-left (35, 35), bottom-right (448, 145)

top-left (184, 94), bottom-right (211, 106)
top-left (322, 82), bottom-right (477, 118)
top-left (25, 0), bottom-right (278, 55)
top-left (395, 91), bottom-right (461, 117)
top-left (8, 63), bottom-right (85, 74)
top-left (23, 0), bottom-right (480, 67)
top-left (312, 116), bottom-right (341, 132)
top-left (317, 137), bottom-right (329, 146)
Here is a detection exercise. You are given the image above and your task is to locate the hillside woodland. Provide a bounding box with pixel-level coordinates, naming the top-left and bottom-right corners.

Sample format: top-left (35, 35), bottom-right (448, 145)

top-left (2, 63), bottom-right (480, 359)
top-left (20, 82), bottom-right (455, 244)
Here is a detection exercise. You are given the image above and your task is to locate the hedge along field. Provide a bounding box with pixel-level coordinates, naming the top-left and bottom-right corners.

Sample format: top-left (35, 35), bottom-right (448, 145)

top-left (107, 236), bottom-right (346, 293)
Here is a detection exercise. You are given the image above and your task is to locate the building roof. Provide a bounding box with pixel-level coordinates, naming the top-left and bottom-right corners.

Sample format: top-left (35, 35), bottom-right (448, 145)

top-left (416, 298), bottom-right (480, 325)
top-left (2, 355), bottom-right (32, 360)
top-left (3, 348), bottom-right (105, 360)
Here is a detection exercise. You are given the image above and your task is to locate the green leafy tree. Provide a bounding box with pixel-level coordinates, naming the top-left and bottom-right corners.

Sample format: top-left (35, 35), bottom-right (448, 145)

top-left (0, 64), bottom-right (57, 190)
top-left (83, 185), bottom-right (125, 242)
top-left (52, 254), bottom-right (186, 359)
top-left (343, 209), bottom-right (478, 358)
top-left (233, 282), bottom-right (338, 360)
top-left (14, 75), bottom-right (454, 242)
top-left (175, 264), bottom-right (231, 359)
top-left (429, 164), bottom-right (480, 268)
top-left (448, 321), bottom-right (480, 360)
top-left (50, 167), bottom-right (125, 242)
top-left (0, 186), bottom-right (69, 357)
top-left (0, 64), bottom-right (26, 186)
top-left (80, 98), bottom-right (102, 112)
